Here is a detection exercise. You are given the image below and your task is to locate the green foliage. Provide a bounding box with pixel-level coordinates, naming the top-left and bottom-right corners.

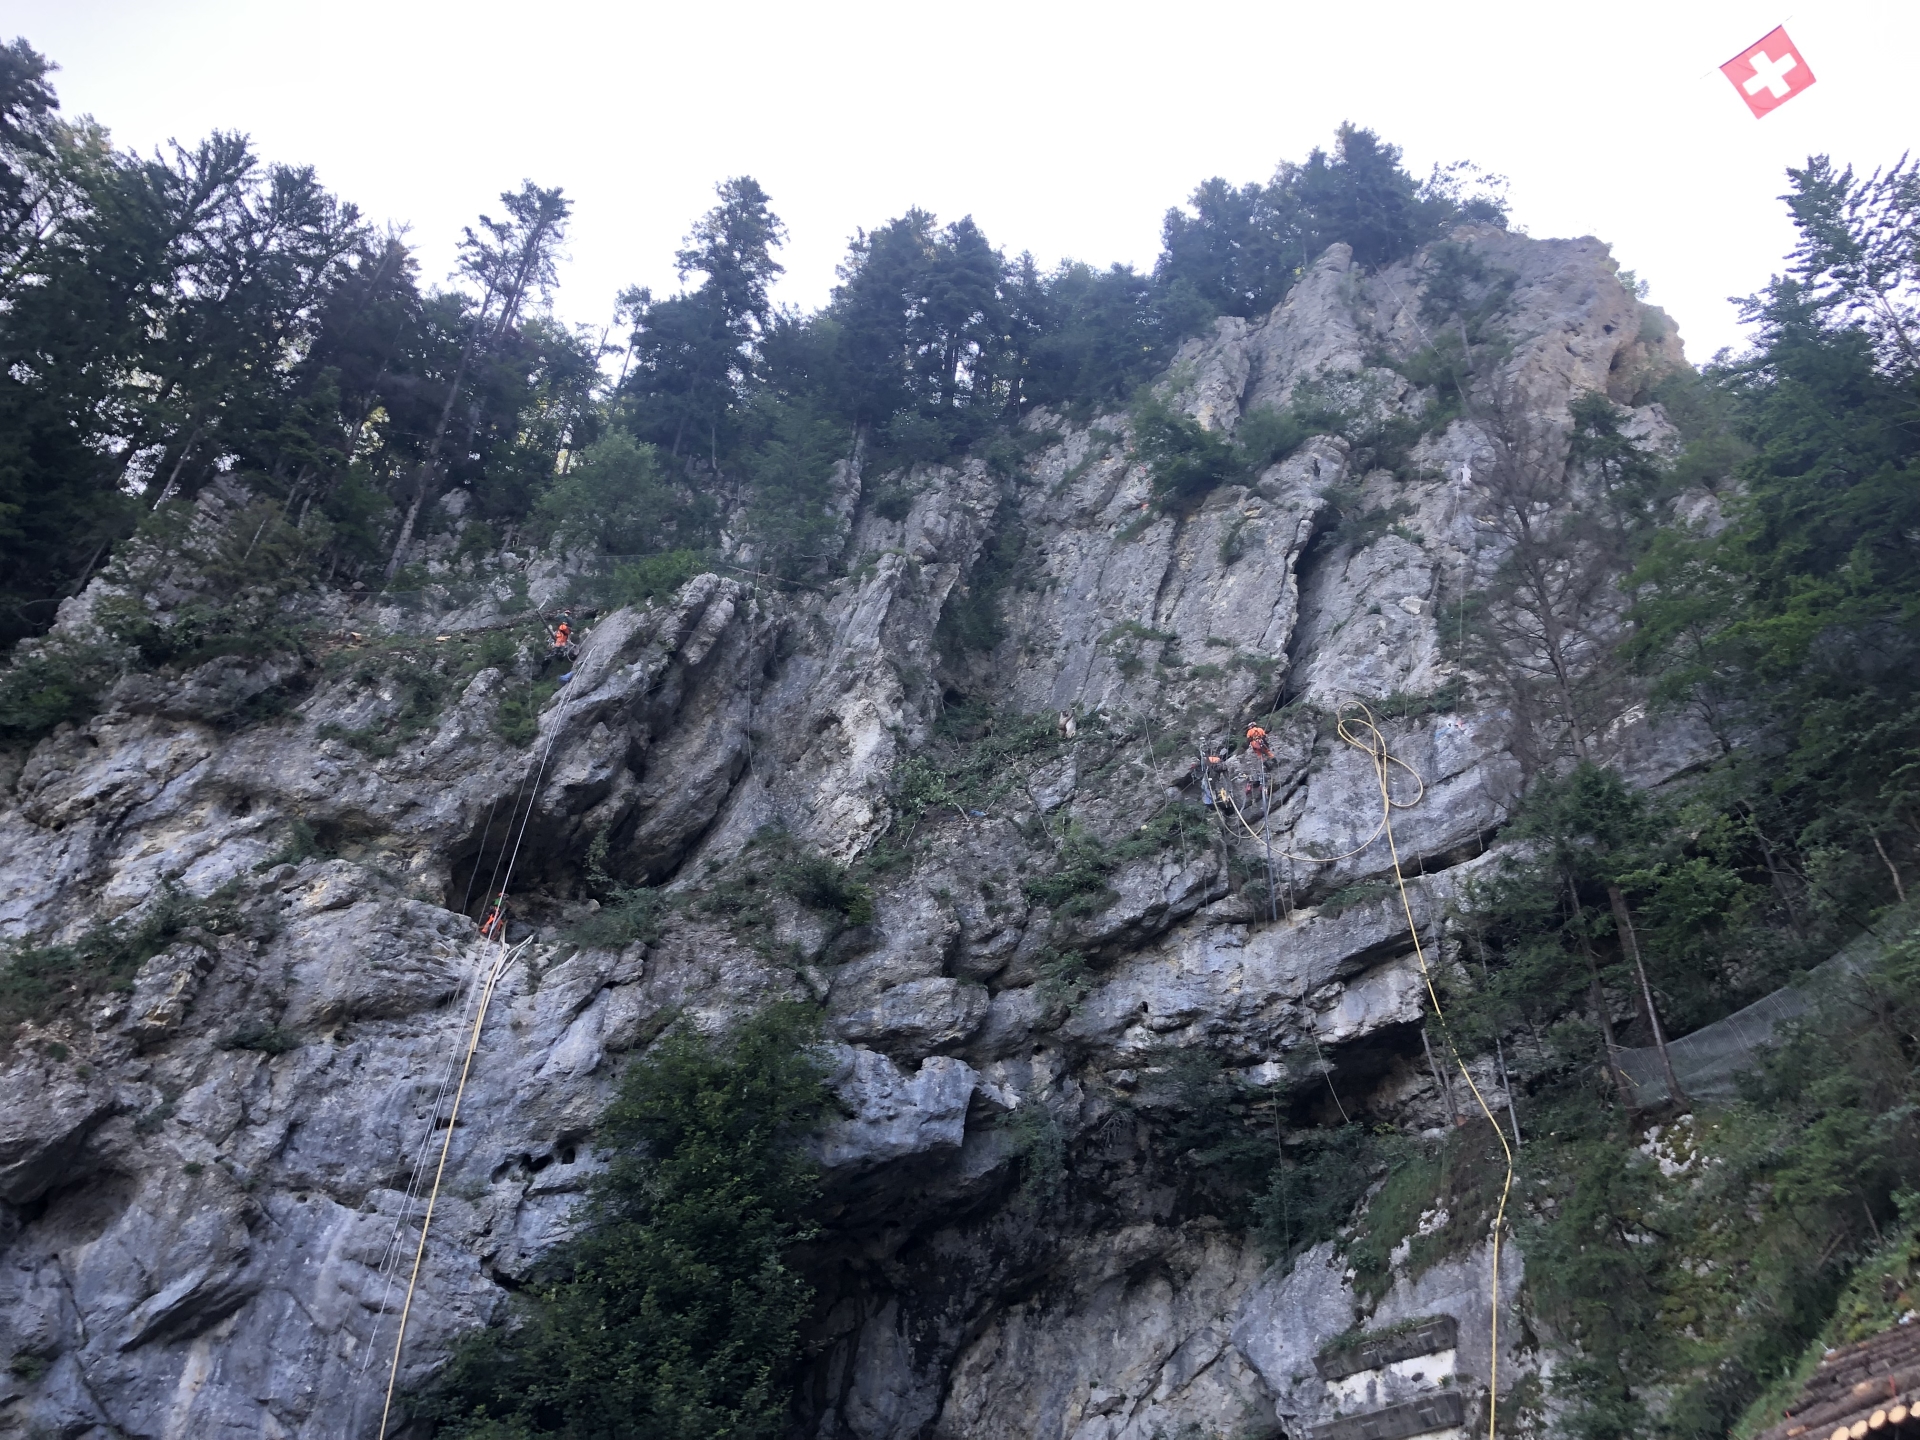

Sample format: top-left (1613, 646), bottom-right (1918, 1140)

top-left (567, 828), bottom-right (669, 948)
top-left (692, 829), bottom-right (874, 948)
top-left (1100, 619), bottom-right (1177, 646)
top-left (1731, 1200), bottom-right (1920, 1437)
top-left (1022, 823), bottom-right (1122, 915)
top-left (1319, 1313), bottom-right (1452, 1358)
top-left (935, 517), bottom-right (1028, 663)
top-left (1137, 1051), bottom-right (1286, 1223)
top-left (493, 676), bottom-right (558, 748)
top-left (254, 816), bottom-right (334, 870)
top-left (890, 705), bottom-right (1071, 820)
top-left (1316, 483), bottom-right (1415, 552)
top-left (311, 627), bottom-right (543, 757)
top-left (0, 42), bottom-right (595, 646)
top-left (0, 54), bottom-right (1513, 667)
top-left (1033, 946), bottom-right (1091, 1017)
top-left (454, 520), bottom-right (497, 562)
top-left (570, 884), bottom-right (666, 951)
top-left (606, 549), bottom-right (707, 606)
top-left (0, 635), bottom-right (125, 741)
top-left (0, 491), bottom-right (341, 741)
top-left (317, 655), bottom-right (459, 757)
top-left (1625, 154), bottom-right (1920, 929)
top-left (132, 1094), bottom-right (178, 1134)
top-left (1649, 367), bottom-right (1750, 491)
top-left (1156, 124), bottom-right (1507, 320)
top-left (0, 881), bottom-right (245, 1029)
top-left (736, 396), bottom-right (851, 580)
top-left (618, 177), bottom-right (784, 467)
top-left (532, 433), bottom-right (714, 557)
top-left (1235, 384), bottom-right (1354, 474)
top-left (1510, 928), bottom-right (1920, 1440)
top-left (776, 851), bottom-right (874, 927)
top-left (97, 593), bottom-right (304, 672)
top-left (1453, 761), bottom-right (1795, 1065)
top-left (1010, 259), bottom-right (1201, 412)
top-left (1253, 1126), bottom-right (1376, 1262)
top-left (1316, 881), bottom-right (1399, 919)
top-left (1343, 1128), bottom-right (1509, 1304)
top-left (1567, 392), bottom-right (1665, 518)
top-left (8, 1352), bottom-right (49, 1383)
top-left (1418, 241), bottom-right (1516, 339)
top-left (1363, 679), bottom-right (1465, 719)
top-left (1001, 1095), bottom-right (1069, 1205)
top-left (1022, 800), bottom-right (1209, 922)
top-left (866, 479), bottom-right (915, 522)
top-left (419, 1004), bottom-right (831, 1439)
top-left (1131, 393), bottom-right (1238, 511)
top-left (1130, 287), bottom-right (1508, 511)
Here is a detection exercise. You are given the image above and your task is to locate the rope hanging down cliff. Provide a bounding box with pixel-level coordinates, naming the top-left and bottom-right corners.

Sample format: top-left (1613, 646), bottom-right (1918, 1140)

top-left (1226, 702), bottom-right (1514, 1440)
top-left (366, 638), bottom-right (595, 1440)
top-left (354, 747), bottom-right (549, 1367)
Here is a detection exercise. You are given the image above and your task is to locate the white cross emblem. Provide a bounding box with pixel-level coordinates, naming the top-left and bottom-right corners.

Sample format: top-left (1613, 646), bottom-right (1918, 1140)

top-left (1743, 48), bottom-right (1798, 98)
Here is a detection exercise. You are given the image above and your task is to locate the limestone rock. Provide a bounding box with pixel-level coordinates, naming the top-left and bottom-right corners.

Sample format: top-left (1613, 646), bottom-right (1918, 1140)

top-left (834, 976), bottom-right (990, 1055)
top-left (125, 939), bottom-right (218, 1046)
top-left (0, 220), bottom-right (1694, 1439)
top-left (815, 1046), bottom-right (978, 1171)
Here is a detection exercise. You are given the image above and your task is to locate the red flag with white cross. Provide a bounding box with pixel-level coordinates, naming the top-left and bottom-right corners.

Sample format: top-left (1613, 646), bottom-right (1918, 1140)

top-left (1721, 26), bottom-right (1816, 118)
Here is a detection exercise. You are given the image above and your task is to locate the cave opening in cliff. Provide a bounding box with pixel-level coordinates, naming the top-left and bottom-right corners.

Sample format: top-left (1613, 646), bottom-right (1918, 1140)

top-left (1289, 1018), bottom-right (1429, 1128)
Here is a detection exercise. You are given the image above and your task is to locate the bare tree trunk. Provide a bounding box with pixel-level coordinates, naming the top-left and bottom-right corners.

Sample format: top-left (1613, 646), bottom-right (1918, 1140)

top-left (1871, 833), bottom-right (1907, 904)
top-left (1746, 809), bottom-right (1806, 935)
top-left (69, 539), bottom-right (109, 596)
top-left (1608, 883), bottom-right (1688, 1107)
top-left (383, 343), bottom-right (475, 582)
top-left (1422, 1026), bottom-right (1460, 1126)
top-left (1494, 1034), bottom-right (1522, 1146)
top-left (150, 423), bottom-right (204, 510)
top-left (383, 472), bottom-right (433, 585)
top-left (384, 201), bottom-right (561, 583)
top-left (1582, 938), bottom-right (1635, 1106)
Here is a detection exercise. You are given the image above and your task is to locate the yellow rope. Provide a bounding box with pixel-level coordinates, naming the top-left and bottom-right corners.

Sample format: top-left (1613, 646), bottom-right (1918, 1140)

top-left (1214, 736), bottom-right (1425, 862)
top-left (1220, 703), bottom-right (1511, 1436)
top-left (1335, 702), bottom-right (1514, 1440)
top-left (376, 934), bottom-right (522, 1438)
top-left (371, 632), bottom-right (594, 1432)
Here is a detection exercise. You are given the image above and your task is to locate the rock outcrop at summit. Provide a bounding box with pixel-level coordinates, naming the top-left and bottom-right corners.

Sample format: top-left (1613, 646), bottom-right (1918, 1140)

top-left (0, 224), bottom-right (1690, 1439)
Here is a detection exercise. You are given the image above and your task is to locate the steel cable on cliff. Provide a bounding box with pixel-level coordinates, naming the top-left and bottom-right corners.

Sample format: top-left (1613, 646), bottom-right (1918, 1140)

top-left (370, 641), bottom-right (595, 1440)
top-left (1223, 701), bottom-right (1514, 1440)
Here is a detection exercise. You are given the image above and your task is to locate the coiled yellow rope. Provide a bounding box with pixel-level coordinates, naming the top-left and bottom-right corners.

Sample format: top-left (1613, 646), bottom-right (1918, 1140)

top-left (1216, 725), bottom-right (1425, 863)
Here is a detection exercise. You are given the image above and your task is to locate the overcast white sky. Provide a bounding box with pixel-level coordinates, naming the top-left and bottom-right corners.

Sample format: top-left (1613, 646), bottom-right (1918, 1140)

top-left (12, 1), bottom-right (1912, 364)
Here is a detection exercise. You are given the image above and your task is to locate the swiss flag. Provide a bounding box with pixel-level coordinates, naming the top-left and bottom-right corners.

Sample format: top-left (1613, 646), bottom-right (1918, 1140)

top-left (1721, 26), bottom-right (1816, 117)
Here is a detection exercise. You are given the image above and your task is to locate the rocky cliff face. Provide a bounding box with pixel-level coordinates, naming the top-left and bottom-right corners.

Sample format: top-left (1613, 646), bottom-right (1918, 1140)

top-left (0, 226), bottom-right (1691, 1439)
